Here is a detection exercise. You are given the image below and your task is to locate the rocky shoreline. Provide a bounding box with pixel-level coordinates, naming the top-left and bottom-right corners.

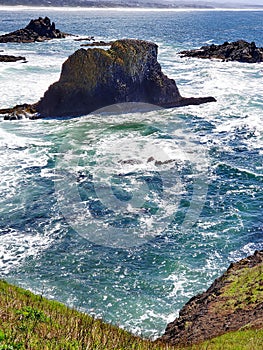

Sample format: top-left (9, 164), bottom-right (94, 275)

top-left (180, 40), bottom-right (263, 63)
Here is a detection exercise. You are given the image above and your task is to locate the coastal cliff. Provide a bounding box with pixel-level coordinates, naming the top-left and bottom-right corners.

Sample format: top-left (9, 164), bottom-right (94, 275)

top-left (160, 250), bottom-right (263, 346)
top-left (0, 251), bottom-right (262, 349)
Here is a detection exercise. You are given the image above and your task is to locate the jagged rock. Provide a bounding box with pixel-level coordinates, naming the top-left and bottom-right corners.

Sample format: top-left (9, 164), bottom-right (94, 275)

top-left (0, 17), bottom-right (67, 43)
top-left (0, 104), bottom-right (38, 120)
top-left (0, 39), bottom-right (216, 119)
top-left (36, 39), bottom-right (215, 117)
top-left (159, 250), bottom-right (263, 346)
top-left (0, 55), bottom-right (26, 62)
top-left (180, 40), bottom-right (263, 63)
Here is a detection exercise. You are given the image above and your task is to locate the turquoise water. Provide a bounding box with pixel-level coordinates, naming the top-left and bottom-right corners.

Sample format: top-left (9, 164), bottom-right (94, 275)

top-left (0, 8), bottom-right (262, 337)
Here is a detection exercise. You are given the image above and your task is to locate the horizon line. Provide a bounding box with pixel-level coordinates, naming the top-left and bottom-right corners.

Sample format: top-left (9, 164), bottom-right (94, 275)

top-left (0, 5), bottom-right (263, 12)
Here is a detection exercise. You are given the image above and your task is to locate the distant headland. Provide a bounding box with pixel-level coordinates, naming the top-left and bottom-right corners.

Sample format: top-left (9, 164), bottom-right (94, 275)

top-left (0, 0), bottom-right (263, 10)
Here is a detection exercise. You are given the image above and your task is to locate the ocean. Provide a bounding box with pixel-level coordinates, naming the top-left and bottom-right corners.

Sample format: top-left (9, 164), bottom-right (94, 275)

top-left (0, 7), bottom-right (262, 338)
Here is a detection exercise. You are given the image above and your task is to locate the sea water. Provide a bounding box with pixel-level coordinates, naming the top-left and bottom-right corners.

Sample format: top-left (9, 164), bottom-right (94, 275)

top-left (0, 8), bottom-right (262, 337)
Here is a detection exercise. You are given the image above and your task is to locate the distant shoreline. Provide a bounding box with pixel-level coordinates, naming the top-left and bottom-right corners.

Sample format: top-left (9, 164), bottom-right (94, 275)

top-left (0, 5), bottom-right (263, 12)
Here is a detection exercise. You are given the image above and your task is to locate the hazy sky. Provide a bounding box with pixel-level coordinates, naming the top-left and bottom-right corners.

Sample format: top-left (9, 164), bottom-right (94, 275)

top-left (181, 0), bottom-right (263, 3)
top-left (211, 0), bottom-right (263, 3)
top-left (169, 0), bottom-right (263, 4)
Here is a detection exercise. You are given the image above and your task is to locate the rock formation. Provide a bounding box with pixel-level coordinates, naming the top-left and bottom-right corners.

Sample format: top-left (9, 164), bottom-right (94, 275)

top-left (36, 39), bottom-right (215, 117)
top-left (0, 54), bottom-right (26, 62)
top-left (0, 104), bottom-right (37, 120)
top-left (180, 40), bottom-right (263, 63)
top-left (0, 17), bottom-right (67, 43)
top-left (1, 39), bottom-right (216, 119)
top-left (160, 250), bottom-right (263, 346)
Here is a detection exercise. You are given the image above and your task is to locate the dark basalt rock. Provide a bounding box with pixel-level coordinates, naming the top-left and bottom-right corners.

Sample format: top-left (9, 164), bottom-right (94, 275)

top-left (0, 55), bottom-right (26, 62)
top-left (159, 250), bottom-right (263, 346)
top-left (80, 41), bottom-right (114, 47)
top-left (74, 36), bottom-right (95, 42)
top-left (0, 17), bottom-right (67, 43)
top-left (180, 40), bottom-right (263, 63)
top-left (1, 39), bottom-right (216, 120)
top-left (36, 39), bottom-right (215, 118)
top-left (0, 104), bottom-right (38, 120)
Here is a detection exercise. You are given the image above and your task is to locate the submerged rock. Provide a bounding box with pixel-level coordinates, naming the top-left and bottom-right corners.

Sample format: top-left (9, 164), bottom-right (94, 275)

top-left (74, 36), bottom-right (95, 42)
top-left (0, 54), bottom-right (26, 62)
top-left (80, 41), bottom-right (113, 47)
top-left (36, 39), bottom-right (215, 117)
top-left (0, 17), bottom-right (67, 43)
top-left (159, 250), bottom-right (263, 346)
top-left (180, 40), bottom-right (263, 63)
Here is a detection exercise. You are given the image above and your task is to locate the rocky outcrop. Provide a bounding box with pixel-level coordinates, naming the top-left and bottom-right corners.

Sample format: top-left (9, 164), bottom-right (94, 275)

top-left (160, 250), bottom-right (263, 346)
top-left (0, 17), bottom-right (67, 43)
top-left (1, 39), bottom-right (215, 119)
top-left (36, 39), bottom-right (215, 117)
top-left (180, 40), bottom-right (263, 63)
top-left (0, 104), bottom-right (37, 120)
top-left (0, 55), bottom-right (26, 62)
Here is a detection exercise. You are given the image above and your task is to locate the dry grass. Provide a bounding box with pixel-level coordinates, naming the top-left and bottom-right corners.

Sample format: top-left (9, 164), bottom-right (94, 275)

top-left (0, 280), bottom-right (262, 350)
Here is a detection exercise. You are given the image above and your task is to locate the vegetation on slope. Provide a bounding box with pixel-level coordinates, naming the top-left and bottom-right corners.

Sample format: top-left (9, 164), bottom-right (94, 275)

top-left (160, 251), bottom-right (263, 346)
top-left (0, 279), bottom-right (262, 350)
top-left (0, 279), bottom-right (167, 350)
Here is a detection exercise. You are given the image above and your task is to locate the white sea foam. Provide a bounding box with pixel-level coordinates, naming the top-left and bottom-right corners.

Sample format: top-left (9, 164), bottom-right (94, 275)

top-left (0, 227), bottom-right (54, 274)
top-left (0, 122), bottom-right (59, 276)
top-left (0, 10), bottom-right (262, 338)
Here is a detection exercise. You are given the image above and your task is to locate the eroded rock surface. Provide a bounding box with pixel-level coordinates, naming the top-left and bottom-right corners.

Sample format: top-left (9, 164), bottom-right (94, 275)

top-left (180, 40), bottom-right (263, 63)
top-left (0, 17), bottom-right (67, 43)
top-left (36, 39), bottom-right (215, 117)
top-left (160, 250), bottom-right (263, 346)
top-left (1, 39), bottom-right (216, 119)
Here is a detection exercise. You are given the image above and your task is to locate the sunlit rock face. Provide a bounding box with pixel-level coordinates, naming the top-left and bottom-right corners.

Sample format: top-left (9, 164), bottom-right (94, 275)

top-left (36, 39), bottom-right (216, 118)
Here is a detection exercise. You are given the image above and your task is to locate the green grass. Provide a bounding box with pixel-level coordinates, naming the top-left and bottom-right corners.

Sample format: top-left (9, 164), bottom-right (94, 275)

top-left (0, 280), bottom-right (262, 350)
top-left (222, 265), bottom-right (263, 307)
top-left (190, 328), bottom-right (263, 350)
top-left (210, 264), bottom-right (263, 314)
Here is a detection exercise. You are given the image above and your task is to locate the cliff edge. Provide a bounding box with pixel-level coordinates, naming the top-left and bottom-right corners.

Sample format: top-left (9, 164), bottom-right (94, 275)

top-left (160, 250), bottom-right (263, 346)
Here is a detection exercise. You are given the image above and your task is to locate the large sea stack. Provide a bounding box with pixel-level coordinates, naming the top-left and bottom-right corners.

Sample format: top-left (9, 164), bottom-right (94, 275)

top-left (159, 250), bottom-right (263, 346)
top-left (1, 39), bottom-right (216, 119)
top-left (36, 39), bottom-right (215, 117)
top-left (0, 17), bottom-right (67, 43)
